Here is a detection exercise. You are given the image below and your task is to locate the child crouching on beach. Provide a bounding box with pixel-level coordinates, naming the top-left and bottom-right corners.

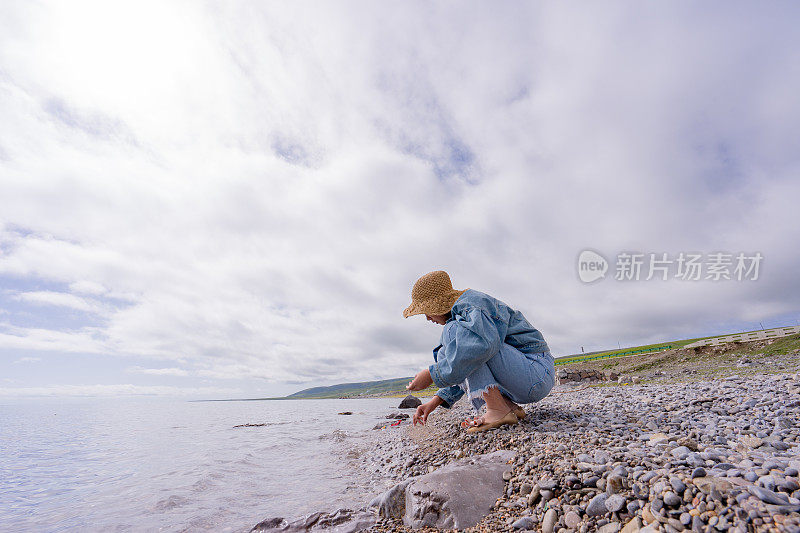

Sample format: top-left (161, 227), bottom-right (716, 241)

top-left (403, 271), bottom-right (555, 433)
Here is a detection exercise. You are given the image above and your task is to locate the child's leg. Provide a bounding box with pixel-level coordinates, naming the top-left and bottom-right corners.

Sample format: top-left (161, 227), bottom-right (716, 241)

top-left (462, 365), bottom-right (515, 425)
top-left (490, 345), bottom-right (554, 404)
top-left (463, 363), bottom-right (505, 412)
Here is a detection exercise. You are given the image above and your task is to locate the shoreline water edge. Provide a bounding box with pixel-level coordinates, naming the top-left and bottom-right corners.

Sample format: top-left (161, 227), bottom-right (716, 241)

top-left (247, 369), bottom-right (800, 532)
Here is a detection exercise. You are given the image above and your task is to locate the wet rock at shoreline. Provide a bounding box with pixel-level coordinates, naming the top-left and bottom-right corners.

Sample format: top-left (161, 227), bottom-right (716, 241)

top-left (372, 450), bottom-right (516, 529)
top-left (398, 395), bottom-right (422, 409)
top-left (250, 509), bottom-right (376, 532)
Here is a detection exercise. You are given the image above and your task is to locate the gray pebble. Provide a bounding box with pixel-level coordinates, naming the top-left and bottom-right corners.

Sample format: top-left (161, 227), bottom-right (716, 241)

top-left (542, 508), bottom-right (557, 533)
top-left (670, 476), bottom-right (686, 493)
top-left (691, 467), bottom-right (706, 478)
top-left (597, 522), bottom-right (621, 533)
top-left (586, 493), bottom-right (609, 517)
top-left (539, 478), bottom-right (558, 490)
top-left (748, 485), bottom-right (790, 505)
top-left (664, 491), bottom-right (681, 506)
top-left (512, 516), bottom-right (536, 530)
top-left (757, 475), bottom-right (776, 491)
top-left (640, 471), bottom-right (658, 483)
top-left (564, 510), bottom-right (581, 529)
top-left (605, 493), bottom-right (626, 512)
top-left (671, 446), bottom-right (691, 460)
top-left (651, 497), bottom-right (664, 514)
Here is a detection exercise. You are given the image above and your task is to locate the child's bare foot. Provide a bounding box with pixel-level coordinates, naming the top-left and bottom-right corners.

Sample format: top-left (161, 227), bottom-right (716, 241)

top-left (504, 398), bottom-right (526, 419)
top-left (464, 407), bottom-right (514, 427)
top-left (464, 409), bottom-right (519, 433)
top-left (463, 386), bottom-right (522, 430)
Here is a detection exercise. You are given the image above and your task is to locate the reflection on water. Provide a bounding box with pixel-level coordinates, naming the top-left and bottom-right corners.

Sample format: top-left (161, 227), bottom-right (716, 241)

top-left (0, 397), bottom-right (402, 532)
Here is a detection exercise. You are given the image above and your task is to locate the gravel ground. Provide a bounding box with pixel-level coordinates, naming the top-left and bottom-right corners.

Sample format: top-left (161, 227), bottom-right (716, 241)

top-left (365, 371), bottom-right (800, 532)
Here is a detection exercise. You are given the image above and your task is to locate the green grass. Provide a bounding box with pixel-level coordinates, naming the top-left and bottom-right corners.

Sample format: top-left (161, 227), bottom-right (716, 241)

top-left (744, 333), bottom-right (800, 357)
top-left (624, 349), bottom-right (685, 375)
top-left (556, 342), bottom-right (677, 366)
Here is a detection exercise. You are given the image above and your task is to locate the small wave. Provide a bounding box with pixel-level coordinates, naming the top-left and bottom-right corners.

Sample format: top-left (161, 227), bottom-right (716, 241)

top-left (232, 421), bottom-right (290, 429)
top-left (319, 429), bottom-right (351, 442)
top-left (154, 495), bottom-right (190, 511)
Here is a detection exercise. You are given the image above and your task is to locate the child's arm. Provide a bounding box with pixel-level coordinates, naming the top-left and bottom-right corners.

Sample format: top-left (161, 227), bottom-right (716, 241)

top-left (407, 368), bottom-right (433, 391)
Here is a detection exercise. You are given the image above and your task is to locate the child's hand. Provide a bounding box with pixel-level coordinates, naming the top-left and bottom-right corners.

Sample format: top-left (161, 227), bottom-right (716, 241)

top-left (413, 401), bottom-right (436, 425)
top-left (406, 369), bottom-right (433, 391)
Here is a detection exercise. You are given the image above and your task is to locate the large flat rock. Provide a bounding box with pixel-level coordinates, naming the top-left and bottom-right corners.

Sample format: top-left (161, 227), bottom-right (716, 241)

top-left (379, 449), bottom-right (515, 529)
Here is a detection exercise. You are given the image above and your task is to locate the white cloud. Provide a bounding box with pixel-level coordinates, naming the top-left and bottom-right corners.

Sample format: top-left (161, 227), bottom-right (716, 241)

top-left (69, 280), bottom-right (108, 296)
top-left (13, 290), bottom-right (103, 313)
top-left (13, 356), bottom-right (40, 364)
top-left (126, 366), bottom-right (189, 377)
top-left (0, 3), bottom-right (798, 395)
top-left (0, 323), bottom-right (107, 354)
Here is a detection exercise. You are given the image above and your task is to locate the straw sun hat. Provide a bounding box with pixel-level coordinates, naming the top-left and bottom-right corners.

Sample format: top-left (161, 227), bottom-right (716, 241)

top-left (402, 270), bottom-right (467, 318)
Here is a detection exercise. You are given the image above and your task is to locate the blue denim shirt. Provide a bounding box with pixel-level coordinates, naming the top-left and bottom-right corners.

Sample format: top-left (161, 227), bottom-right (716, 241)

top-left (430, 289), bottom-right (549, 408)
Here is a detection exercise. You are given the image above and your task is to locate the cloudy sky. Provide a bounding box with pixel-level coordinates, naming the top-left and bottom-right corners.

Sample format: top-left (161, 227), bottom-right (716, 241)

top-left (1, 2), bottom-right (799, 399)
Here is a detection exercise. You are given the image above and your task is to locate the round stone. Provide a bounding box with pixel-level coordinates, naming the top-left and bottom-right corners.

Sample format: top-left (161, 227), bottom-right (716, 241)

top-left (586, 493), bottom-right (610, 517)
top-left (565, 510), bottom-right (581, 529)
top-left (626, 500), bottom-right (640, 514)
top-left (670, 477), bottom-right (686, 493)
top-left (542, 508), bottom-right (557, 533)
top-left (512, 516), bottom-right (535, 530)
top-left (651, 498), bottom-right (664, 513)
top-left (605, 494), bottom-right (626, 512)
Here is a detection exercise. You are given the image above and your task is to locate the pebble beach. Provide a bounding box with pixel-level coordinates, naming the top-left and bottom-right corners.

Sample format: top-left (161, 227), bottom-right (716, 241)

top-left (365, 371), bottom-right (800, 532)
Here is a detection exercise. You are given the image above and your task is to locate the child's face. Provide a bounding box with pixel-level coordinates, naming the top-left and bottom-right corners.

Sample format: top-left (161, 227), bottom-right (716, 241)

top-left (425, 313), bottom-right (448, 325)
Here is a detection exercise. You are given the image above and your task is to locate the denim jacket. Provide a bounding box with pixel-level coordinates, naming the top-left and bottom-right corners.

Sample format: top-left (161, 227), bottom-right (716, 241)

top-left (430, 289), bottom-right (549, 408)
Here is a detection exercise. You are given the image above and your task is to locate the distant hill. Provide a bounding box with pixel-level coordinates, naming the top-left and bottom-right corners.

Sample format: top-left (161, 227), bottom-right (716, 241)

top-left (287, 376), bottom-right (416, 399)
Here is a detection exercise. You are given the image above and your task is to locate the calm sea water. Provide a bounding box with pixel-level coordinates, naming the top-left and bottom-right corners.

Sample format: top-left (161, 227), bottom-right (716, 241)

top-left (0, 397), bottom-right (404, 532)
